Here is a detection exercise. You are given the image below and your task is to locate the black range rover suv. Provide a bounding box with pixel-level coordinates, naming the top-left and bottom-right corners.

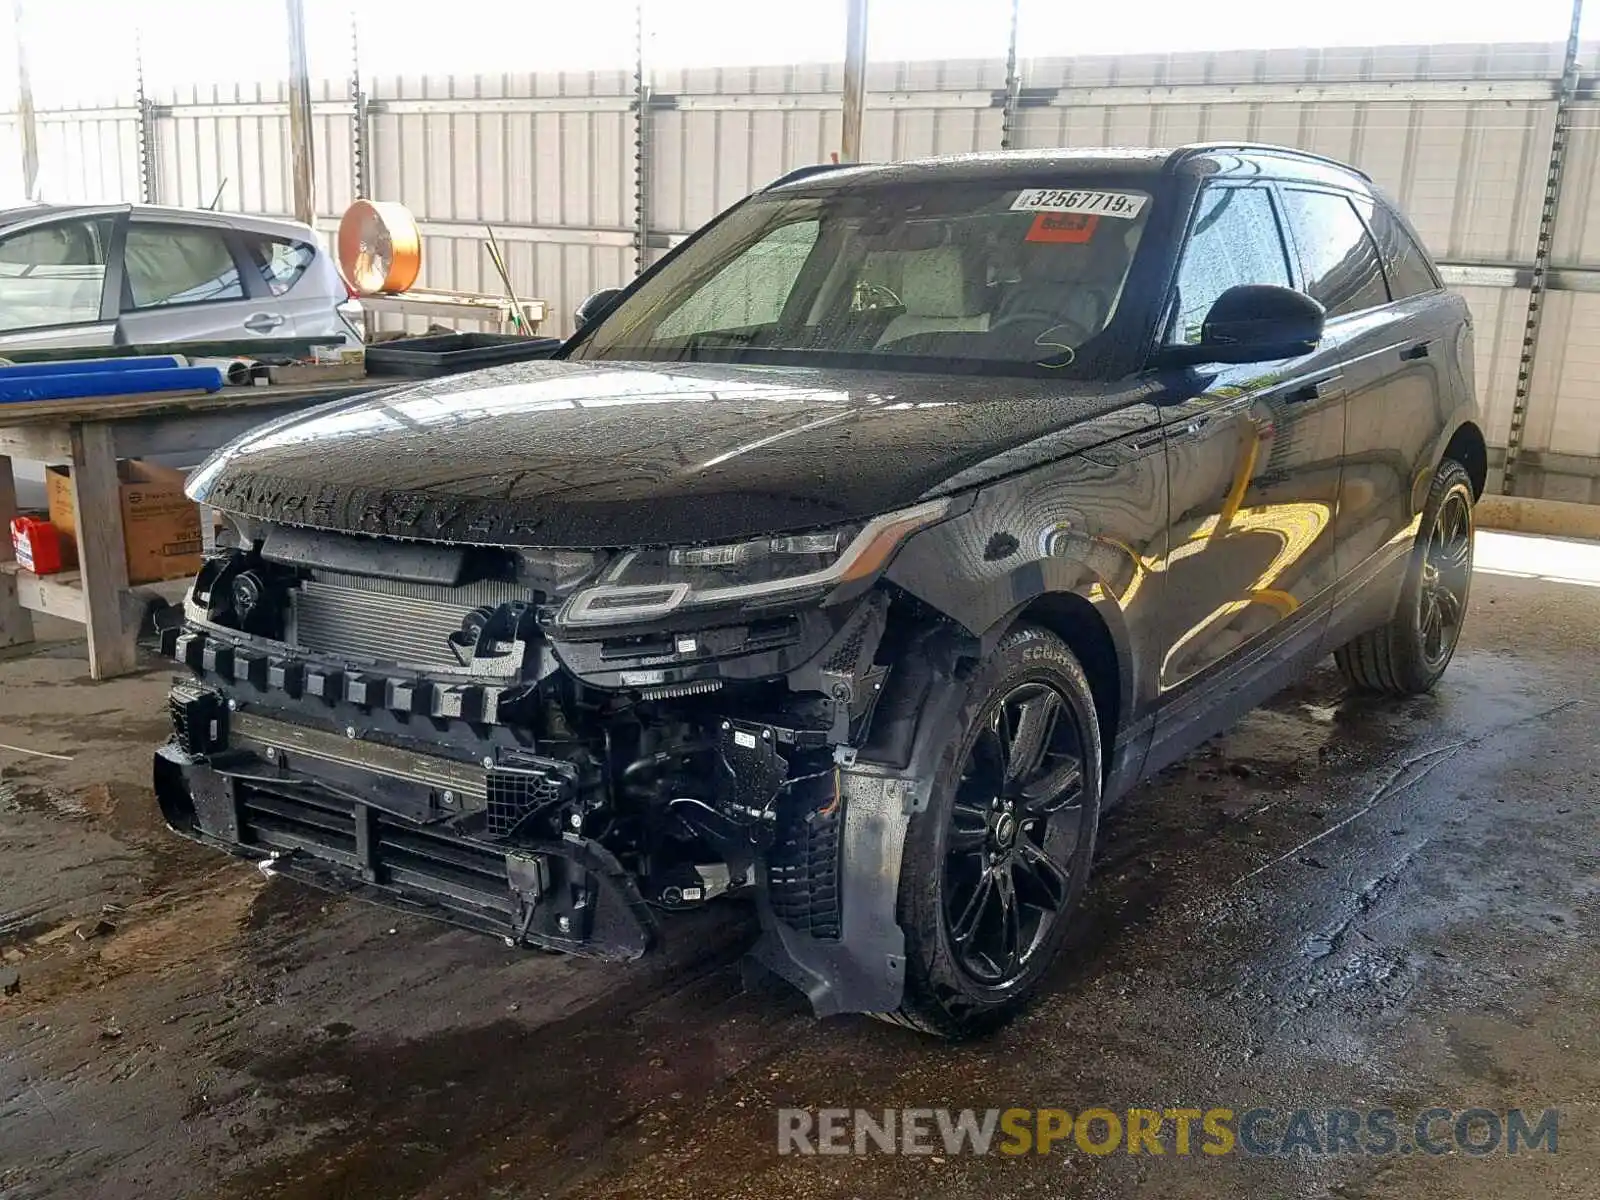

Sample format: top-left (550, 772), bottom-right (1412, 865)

top-left (156, 143), bottom-right (1483, 1037)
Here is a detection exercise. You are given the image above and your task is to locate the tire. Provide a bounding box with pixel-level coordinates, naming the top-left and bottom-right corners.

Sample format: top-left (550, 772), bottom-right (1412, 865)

top-left (882, 625), bottom-right (1102, 1039)
top-left (1334, 458), bottom-right (1475, 695)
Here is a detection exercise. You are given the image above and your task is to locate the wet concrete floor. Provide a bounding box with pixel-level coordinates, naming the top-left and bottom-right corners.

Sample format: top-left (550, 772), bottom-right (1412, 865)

top-left (1, 530), bottom-right (1597, 1199)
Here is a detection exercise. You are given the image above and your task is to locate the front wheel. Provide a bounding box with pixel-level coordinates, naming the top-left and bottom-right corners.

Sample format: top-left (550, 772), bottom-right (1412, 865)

top-left (882, 626), bottom-right (1102, 1039)
top-left (1335, 457), bottom-right (1475, 695)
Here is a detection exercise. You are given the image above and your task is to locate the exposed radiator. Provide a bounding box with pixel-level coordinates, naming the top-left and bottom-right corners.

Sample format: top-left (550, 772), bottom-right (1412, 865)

top-left (291, 574), bottom-right (525, 671)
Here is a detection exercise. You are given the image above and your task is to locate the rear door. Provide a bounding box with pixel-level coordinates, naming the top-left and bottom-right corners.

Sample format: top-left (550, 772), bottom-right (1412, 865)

top-left (233, 229), bottom-right (354, 341)
top-left (114, 220), bottom-right (292, 344)
top-left (1322, 195), bottom-right (1455, 608)
top-left (0, 206), bottom-right (128, 353)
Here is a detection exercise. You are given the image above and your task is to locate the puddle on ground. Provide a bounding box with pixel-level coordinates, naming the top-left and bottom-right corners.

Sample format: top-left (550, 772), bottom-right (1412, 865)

top-left (0, 777), bottom-right (119, 819)
top-left (0, 777), bottom-right (87, 816)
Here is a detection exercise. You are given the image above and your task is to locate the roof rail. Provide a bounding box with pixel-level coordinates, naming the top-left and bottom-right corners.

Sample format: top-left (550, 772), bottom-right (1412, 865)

top-left (1167, 142), bottom-right (1372, 182)
top-left (762, 162), bottom-right (866, 190)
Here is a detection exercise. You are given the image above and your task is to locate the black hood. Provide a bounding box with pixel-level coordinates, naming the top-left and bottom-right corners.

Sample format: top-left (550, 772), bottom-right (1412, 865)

top-left (188, 360), bottom-right (1158, 547)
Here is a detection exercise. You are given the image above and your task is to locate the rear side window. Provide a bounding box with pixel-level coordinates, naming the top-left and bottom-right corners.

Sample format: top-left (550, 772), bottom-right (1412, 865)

top-left (243, 235), bottom-right (317, 297)
top-left (1168, 186), bottom-right (1293, 344)
top-left (1364, 203), bottom-right (1440, 300)
top-left (1280, 189), bottom-right (1389, 317)
top-left (124, 225), bottom-right (244, 308)
top-left (0, 216), bottom-right (113, 331)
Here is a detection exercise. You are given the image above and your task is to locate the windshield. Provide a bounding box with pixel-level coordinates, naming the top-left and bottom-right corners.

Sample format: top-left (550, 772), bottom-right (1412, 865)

top-left (569, 179), bottom-right (1155, 377)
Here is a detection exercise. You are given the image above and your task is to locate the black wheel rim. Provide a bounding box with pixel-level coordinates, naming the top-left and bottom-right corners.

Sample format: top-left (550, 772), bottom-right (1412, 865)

top-left (1419, 488), bottom-right (1472, 668)
top-left (942, 681), bottom-right (1087, 987)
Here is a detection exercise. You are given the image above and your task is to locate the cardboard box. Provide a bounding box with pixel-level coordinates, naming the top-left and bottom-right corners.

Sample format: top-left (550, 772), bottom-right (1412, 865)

top-left (46, 460), bottom-right (204, 585)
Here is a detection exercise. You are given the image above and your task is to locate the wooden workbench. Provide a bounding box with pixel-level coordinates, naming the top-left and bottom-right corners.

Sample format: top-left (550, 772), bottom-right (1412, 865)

top-left (0, 380), bottom-right (378, 679)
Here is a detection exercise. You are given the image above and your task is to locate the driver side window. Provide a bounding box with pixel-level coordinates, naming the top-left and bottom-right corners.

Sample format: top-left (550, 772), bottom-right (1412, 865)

top-left (1168, 186), bottom-right (1292, 344)
top-left (654, 220), bottom-right (820, 340)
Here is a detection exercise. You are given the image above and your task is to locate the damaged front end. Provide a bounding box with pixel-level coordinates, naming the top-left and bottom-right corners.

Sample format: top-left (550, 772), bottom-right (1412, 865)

top-left (154, 500), bottom-right (961, 1016)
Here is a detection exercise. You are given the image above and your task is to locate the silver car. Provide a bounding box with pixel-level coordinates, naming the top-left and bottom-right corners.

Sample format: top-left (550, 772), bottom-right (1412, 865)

top-left (0, 203), bottom-right (362, 354)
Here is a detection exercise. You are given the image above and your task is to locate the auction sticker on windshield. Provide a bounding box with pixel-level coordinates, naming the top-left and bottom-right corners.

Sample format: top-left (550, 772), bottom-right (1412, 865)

top-left (1010, 188), bottom-right (1147, 218)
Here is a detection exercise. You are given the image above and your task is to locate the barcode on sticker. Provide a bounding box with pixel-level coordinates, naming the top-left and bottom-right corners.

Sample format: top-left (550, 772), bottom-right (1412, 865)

top-left (1011, 188), bottom-right (1146, 218)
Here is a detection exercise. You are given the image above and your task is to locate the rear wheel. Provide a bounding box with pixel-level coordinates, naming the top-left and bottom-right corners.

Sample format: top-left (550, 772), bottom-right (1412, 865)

top-left (1335, 458), bottom-right (1474, 695)
top-left (883, 626), bottom-right (1101, 1039)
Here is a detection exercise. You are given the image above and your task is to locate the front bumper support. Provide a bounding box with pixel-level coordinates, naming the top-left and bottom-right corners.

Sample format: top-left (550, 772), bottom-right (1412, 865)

top-left (154, 741), bottom-right (656, 960)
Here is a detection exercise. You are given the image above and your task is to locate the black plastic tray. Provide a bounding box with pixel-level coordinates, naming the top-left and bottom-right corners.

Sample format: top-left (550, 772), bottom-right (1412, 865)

top-left (365, 332), bottom-right (563, 378)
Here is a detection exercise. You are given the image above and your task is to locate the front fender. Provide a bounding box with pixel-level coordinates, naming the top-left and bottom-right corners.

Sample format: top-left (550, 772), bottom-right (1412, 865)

top-left (884, 451), bottom-right (1166, 737)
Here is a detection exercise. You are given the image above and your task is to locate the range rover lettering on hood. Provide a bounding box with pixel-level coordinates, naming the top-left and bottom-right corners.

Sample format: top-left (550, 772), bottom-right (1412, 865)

top-left (187, 359), bottom-right (1151, 547)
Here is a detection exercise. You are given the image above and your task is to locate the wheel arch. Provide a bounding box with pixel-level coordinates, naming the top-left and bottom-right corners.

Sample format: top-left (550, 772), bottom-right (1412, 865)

top-left (1442, 420), bottom-right (1487, 499)
top-left (987, 590), bottom-right (1126, 779)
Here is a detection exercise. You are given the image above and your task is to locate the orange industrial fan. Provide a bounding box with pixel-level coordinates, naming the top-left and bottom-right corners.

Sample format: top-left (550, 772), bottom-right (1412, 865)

top-left (336, 199), bottom-right (422, 295)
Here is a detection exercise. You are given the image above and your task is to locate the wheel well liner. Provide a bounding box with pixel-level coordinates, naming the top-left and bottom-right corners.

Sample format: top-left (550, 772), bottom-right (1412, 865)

top-left (1002, 592), bottom-right (1121, 772)
top-left (1443, 421), bottom-right (1487, 499)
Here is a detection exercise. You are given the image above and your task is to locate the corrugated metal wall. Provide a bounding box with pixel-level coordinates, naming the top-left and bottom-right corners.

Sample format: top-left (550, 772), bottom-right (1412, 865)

top-left (365, 72), bottom-right (638, 332)
top-left (7, 40), bottom-right (1600, 499)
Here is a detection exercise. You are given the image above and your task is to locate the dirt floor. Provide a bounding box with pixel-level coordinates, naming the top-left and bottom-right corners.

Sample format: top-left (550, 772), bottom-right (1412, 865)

top-left (1, 530), bottom-right (1597, 1200)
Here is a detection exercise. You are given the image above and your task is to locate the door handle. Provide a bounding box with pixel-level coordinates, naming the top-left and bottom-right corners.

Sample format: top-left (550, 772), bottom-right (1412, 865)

top-left (1127, 432), bottom-right (1163, 453)
top-left (1399, 340), bottom-right (1432, 361)
top-left (1169, 414), bottom-right (1216, 441)
top-left (244, 312), bottom-right (285, 333)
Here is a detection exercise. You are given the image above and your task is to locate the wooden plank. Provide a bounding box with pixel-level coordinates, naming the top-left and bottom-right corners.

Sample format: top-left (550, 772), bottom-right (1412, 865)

top-left (265, 362), bottom-right (368, 386)
top-left (0, 388), bottom-right (214, 422)
top-left (0, 379), bottom-right (378, 430)
top-left (361, 292), bottom-right (516, 327)
top-left (67, 422), bottom-right (137, 679)
top-left (0, 425), bottom-right (73, 461)
top-left (5, 565), bottom-right (87, 624)
top-left (110, 391), bottom-right (381, 461)
top-left (0, 454), bottom-right (37, 648)
top-left (2, 563), bottom-right (189, 624)
top-left (3, 336), bottom-right (340, 365)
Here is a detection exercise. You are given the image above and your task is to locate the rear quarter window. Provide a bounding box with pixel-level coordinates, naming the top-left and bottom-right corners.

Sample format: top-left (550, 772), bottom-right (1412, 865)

top-left (243, 235), bottom-right (317, 297)
top-left (1364, 203), bottom-right (1441, 300)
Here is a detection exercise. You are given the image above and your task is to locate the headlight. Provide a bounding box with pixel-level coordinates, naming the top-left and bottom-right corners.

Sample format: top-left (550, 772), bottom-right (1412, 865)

top-left (559, 498), bottom-right (952, 626)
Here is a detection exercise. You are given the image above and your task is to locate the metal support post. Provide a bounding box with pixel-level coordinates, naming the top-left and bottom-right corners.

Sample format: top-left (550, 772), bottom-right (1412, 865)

top-left (285, 0), bottom-right (316, 225)
top-left (632, 0), bottom-right (648, 274)
top-left (1000, 0), bottom-right (1021, 150)
top-left (1502, 0), bottom-right (1585, 495)
top-left (840, 0), bottom-right (869, 162)
top-left (350, 10), bottom-right (368, 200)
top-left (12, 0), bottom-right (38, 199)
top-left (134, 31), bottom-right (158, 204)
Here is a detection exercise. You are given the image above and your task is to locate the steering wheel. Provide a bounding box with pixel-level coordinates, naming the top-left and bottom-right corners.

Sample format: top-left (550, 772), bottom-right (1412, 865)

top-left (852, 280), bottom-right (903, 312)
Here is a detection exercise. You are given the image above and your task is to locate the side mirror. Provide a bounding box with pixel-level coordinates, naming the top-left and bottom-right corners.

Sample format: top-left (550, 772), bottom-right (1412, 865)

top-left (1156, 284), bottom-right (1325, 368)
top-left (574, 287), bottom-right (623, 330)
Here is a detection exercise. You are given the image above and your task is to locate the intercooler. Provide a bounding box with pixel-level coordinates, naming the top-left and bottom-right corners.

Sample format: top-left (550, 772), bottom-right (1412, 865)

top-left (290, 571), bottom-right (527, 672)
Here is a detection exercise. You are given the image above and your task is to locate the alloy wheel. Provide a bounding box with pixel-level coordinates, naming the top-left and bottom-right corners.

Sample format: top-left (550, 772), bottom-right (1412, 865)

top-left (942, 681), bottom-right (1087, 986)
top-left (1418, 488), bottom-right (1473, 668)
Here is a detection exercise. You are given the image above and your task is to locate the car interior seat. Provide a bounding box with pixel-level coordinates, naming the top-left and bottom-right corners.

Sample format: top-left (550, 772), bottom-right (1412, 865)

top-left (994, 220), bottom-right (1139, 340)
top-left (875, 244), bottom-right (990, 347)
